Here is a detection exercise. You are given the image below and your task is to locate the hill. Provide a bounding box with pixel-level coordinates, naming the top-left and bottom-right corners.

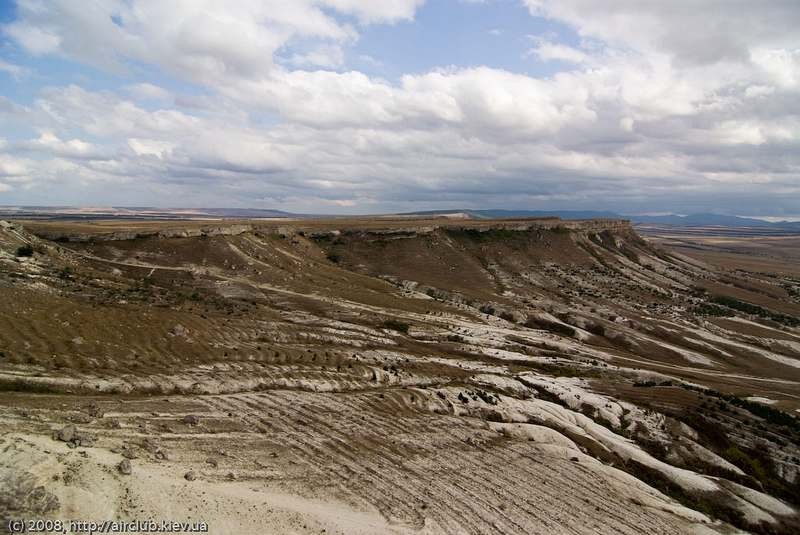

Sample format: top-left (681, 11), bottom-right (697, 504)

top-left (1, 216), bottom-right (799, 534)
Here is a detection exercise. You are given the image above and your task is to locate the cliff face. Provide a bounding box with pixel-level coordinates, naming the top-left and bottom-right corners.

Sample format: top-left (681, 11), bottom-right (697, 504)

top-left (305, 218), bottom-right (648, 302)
top-left (29, 223), bottom-right (255, 243)
top-left (297, 218), bottom-right (632, 241)
top-left (23, 217), bottom-right (631, 243)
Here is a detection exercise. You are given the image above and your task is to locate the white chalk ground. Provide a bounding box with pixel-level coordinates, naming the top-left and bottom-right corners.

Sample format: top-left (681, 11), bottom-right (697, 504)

top-left (491, 374), bottom-right (796, 525)
top-left (747, 396), bottom-right (778, 405)
top-left (3, 433), bottom-right (431, 535)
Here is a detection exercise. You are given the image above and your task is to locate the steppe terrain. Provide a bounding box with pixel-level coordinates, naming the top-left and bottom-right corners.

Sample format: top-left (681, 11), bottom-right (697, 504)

top-left (2, 217), bottom-right (800, 534)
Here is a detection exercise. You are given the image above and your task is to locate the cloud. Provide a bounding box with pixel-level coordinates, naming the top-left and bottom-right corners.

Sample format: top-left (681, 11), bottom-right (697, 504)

top-left (1, 0), bottom-right (421, 85)
top-left (21, 131), bottom-right (106, 159)
top-left (125, 83), bottom-right (172, 102)
top-left (0, 0), bottom-right (798, 215)
top-left (318, 0), bottom-right (425, 24)
top-left (0, 153), bottom-right (29, 177)
top-left (524, 1), bottom-right (800, 66)
top-left (0, 60), bottom-right (30, 79)
top-left (529, 40), bottom-right (590, 64)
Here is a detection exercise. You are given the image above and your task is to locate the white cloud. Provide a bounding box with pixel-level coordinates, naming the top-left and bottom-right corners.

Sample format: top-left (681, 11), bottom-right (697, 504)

top-left (751, 48), bottom-right (800, 89)
top-left (0, 0), bottom-right (799, 215)
top-left (524, 1), bottom-right (800, 66)
top-left (744, 85), bottom-right (775, 99)
top-left (0, 60), bottom-right (29, 79)
top-left (530, 41), bottom-right (590, 64)
top-left (0, 153), bottom-right (29, 177)
top-left (1, 0), bottom-right (420, 85)
top-left (127, 138), bottom-right (174, 159)
top-left (318, 0), bottom-right (425, 24)
top-left (23, 131), bottom-right (104, 159)
top-left (125, 83), bottom-right (172, 102)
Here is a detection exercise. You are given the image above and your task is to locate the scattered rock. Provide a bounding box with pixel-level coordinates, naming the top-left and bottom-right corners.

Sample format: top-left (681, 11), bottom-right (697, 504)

top-left (106, 418), bottom-right (122, 429)
top-left (54, 425), bottom-right (95, 448)
top-left (140, 438), bottom-right (160, 454)
top-left (84, 402), bottom-right (104, 418)
top-left (118, 459), bottom-right (132, 475)
top-left (73, 432), bottom-right (95, 447)
top-left (169, 324), bottom-right (189, 337)
top-left (68, 413), bottom-right (93, 425)
top-left (182, 414), bottom-right (199, 425)
top-left (55, 425), bottom-right (76, 443)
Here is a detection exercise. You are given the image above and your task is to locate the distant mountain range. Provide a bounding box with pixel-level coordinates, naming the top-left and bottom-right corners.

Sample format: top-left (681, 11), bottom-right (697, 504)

top-left (399, 209), bottom-right (800, 229)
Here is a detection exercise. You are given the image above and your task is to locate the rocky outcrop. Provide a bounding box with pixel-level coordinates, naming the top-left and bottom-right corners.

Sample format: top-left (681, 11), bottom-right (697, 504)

top-left (31, 224), bottom-right (254, 243)
top-left (24, 217), bottom-right (632, 244)
top-left (295, 218), bottom-right (632, 241)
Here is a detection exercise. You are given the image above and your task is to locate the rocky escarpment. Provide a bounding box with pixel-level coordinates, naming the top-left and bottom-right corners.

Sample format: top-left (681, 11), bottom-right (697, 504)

top-left (303, 218), bottom-right (632, 241)
top-left (21, 217), bottom-right (632, 243)
top-left (28, 223), bottom-right (255, 243)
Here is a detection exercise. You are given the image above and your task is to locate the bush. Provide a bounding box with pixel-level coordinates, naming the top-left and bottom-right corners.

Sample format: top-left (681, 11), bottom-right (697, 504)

top-left (709, 295), bottom-right (800, 327)
top-left (15, 245), bottom-right (34, 257)
top-left (499, 311), bottom-right (516, 323)
top-left (693, 303), bottom-right (732, 317)
top-left (524, 317), bottom-right (576, 337)
top-left (382, 319), bottom-right (409, 333)
top-left (585, 322), bottom-right (606, 336)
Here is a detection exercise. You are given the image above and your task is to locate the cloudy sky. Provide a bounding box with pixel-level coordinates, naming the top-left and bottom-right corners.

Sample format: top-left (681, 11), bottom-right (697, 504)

top-left (0, 0), bottom-right (799, 216)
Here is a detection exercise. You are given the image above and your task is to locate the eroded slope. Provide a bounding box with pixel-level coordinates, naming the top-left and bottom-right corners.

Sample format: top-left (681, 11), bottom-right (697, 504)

top-left (1, 218), bottom-right (800, 534)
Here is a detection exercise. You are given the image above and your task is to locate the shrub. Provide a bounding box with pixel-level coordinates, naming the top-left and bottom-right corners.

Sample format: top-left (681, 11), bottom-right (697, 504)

top-left (585, 322), bottom-right (606, 336)
top-left (524, 317), bottom-right (576, 337)
top-left (693, 303), bottom-right (732, 317)
top-left (709, 295), bottom-right (799, 327)
top-left (15, 245), bottom-right (34, 257)
top-left (499, 311), bottom-right (516, 323)
top-left (382, 319), bottom-right (409, 333)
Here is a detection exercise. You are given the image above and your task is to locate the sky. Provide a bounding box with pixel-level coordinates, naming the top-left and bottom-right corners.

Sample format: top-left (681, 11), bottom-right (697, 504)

top-left (0, 0), bottom-right (799, 216)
